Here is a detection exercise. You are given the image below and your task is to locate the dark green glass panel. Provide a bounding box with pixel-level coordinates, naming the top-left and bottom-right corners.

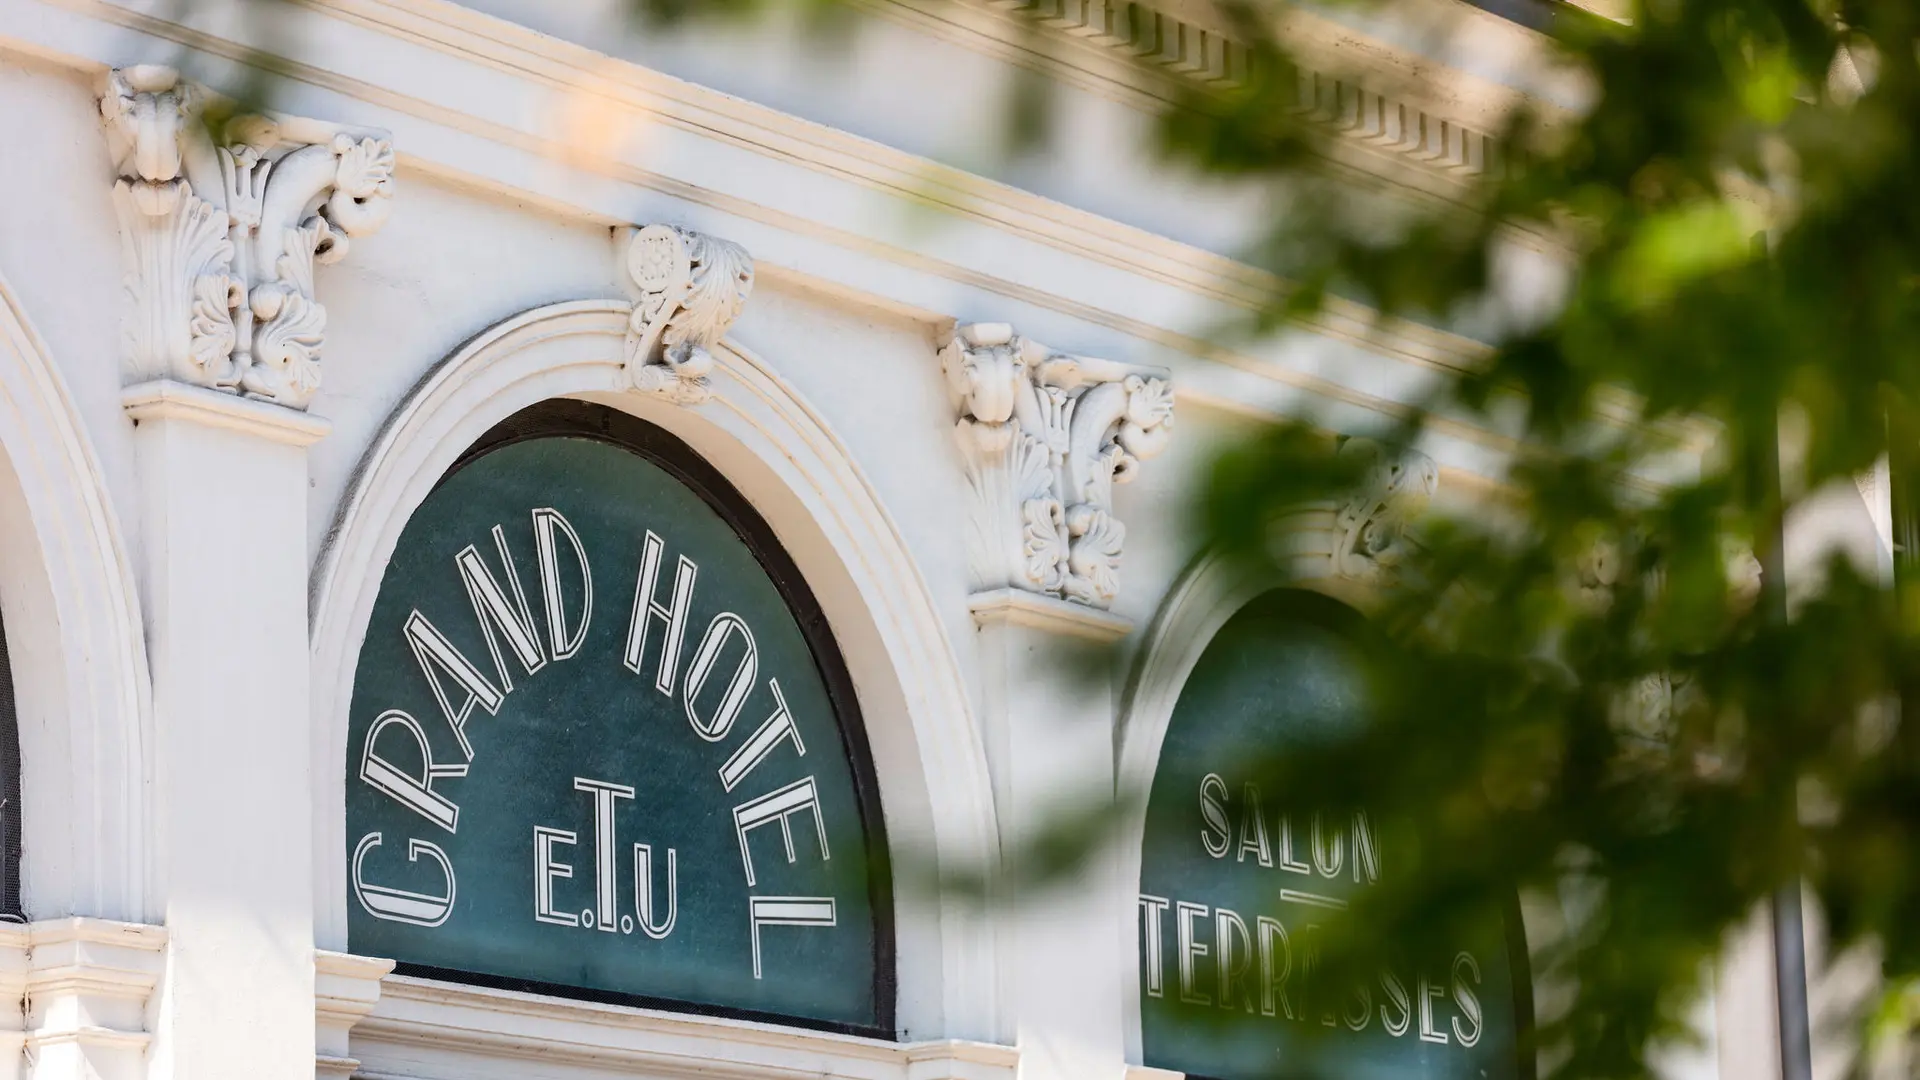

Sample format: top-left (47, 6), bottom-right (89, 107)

top-left (346, 422), bottom-right (885, 1033)
top-left (1139, 594), bottom-right (1522, 1080)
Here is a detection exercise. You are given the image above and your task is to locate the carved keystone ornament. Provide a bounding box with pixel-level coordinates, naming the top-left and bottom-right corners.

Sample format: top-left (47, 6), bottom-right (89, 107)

top-left (100, 66), bottom-right (396, 411)
top-left (942, 323), bottom-right (1175, 610)
top-left (623, 224), bottom-right (756, 406)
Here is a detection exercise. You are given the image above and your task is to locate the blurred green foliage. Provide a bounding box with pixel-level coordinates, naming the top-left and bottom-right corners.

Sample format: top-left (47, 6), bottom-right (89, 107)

top-left (1169, 2), bottom-right (1920, 1078)
top-left (197, 0), bottom-right (1920, 1073)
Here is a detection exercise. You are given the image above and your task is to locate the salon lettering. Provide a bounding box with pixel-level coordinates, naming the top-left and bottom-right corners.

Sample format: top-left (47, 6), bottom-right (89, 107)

top-left (1135, 597), bottom-right (1519, 1079)
top-left (1138, 775), bottom-right (1485, 1049)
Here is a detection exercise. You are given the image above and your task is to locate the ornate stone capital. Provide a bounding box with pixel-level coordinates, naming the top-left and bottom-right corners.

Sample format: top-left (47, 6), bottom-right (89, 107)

top-left (622, 224), bottom-right (755, 405)
top-left (100, 66), bottom-right (396, 411)
top-left (941, 323), bottom-right (1174, 610)
top-left (1331, 437), bottom-right (1438, 583)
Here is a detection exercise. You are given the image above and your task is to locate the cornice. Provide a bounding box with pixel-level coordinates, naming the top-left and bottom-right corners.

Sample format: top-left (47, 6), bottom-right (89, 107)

top-left (316, 950), bottom-right (396, 1027)
top-left (18, 918), bottom-right (167, 1003)
top-left (317, 949), bottom-right (399, 983)
top-left (33, 0), bottom-right (1504, 369)
top-left (860, 0), bottom-right (1581, 194)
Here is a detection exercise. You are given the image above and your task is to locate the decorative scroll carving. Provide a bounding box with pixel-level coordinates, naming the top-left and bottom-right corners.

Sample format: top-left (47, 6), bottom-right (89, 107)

top-left (1331, 437), bottom-right (1438, 583)
top-left (941, 323), bottom-right (1174, 610)
top-left (101, 66), bottom-right (395, 411)
top-left (622, 224), bottom-right (755, 405)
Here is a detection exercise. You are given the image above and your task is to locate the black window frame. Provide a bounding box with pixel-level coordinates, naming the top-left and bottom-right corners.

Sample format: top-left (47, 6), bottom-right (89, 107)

top-left (0, 613), bottom-right (19, 921)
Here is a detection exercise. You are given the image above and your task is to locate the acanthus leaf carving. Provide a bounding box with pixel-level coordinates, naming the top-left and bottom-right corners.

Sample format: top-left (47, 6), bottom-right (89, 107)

top-left (1021, 495), bottom-right (1069, 593)
top-left (622, 224), bottom-right (755, 406)
top-left (942, 323), bottom-right (1174, 610)
top-left (1064, 503), bottom-right (1126, 606)
top-left (1331, 437), bottom-right (1438, 583)
top-left (100, 67), bottom-right (395, 412)
top-left (186, 269), bottom-right (243, 380)
top-left (244, 286), bottom-right (327, 404)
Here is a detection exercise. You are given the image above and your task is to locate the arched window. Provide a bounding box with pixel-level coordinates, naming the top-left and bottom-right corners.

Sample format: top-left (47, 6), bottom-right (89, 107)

top-left (1137, 590), bottom-right (1528, 1079)
top-left (344, 399), bottom-right (893, 1036)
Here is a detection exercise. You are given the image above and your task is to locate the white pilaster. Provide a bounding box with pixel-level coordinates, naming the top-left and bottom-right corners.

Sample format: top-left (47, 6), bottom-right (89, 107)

top-left (973, 595), bottom-right (1132, 1080)
top-left (125, 379), bottom-right (328, 1080)
top-left (942, 319), bottom-right (1170, 1080)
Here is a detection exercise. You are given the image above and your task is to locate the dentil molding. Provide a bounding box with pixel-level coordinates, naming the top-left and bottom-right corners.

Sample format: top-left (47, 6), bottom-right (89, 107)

top-left (972, 0), bottom-right (1507, 178)
top-left (623, 224), bottom-right (756, 405)
top-left (99, 65), bottom-right (396, 412)
top-left (942, 322), bottom-right (1174, 612)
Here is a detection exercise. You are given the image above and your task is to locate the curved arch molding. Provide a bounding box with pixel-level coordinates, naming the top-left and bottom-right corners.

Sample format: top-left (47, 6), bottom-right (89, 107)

top-left (310, 300), bottom-right (1001, 1040)
top-left (0, 276), bottom-right (152, 922)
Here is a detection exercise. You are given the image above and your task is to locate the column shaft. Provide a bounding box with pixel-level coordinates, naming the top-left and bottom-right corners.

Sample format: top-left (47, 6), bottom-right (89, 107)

top-left (975, 598), bottom-right (1132, 1080)
top-left (128, 384), bottom-right (327, 1080)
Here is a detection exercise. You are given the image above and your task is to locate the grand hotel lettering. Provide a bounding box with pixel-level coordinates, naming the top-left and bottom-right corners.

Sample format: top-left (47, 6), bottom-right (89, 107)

top-left (353, 514), bottom-right (836, 962)
top-left (344, 424), bottom-right (883, 1027)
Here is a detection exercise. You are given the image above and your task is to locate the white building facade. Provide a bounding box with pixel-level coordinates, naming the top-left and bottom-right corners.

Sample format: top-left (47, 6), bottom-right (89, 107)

top-left (0, 1), bottom-right (1876, 1078)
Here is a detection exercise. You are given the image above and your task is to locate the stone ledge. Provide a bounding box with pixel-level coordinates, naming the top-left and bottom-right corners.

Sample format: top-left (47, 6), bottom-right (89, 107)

top-left (356, 974), bottom-right (1021, 1080)
top-left (317, 950), bottom-right (397, 1080)
top-left (968, 588), bottom-right (1135, 642)
top-left (123, 379), bottom-right (333, 446)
